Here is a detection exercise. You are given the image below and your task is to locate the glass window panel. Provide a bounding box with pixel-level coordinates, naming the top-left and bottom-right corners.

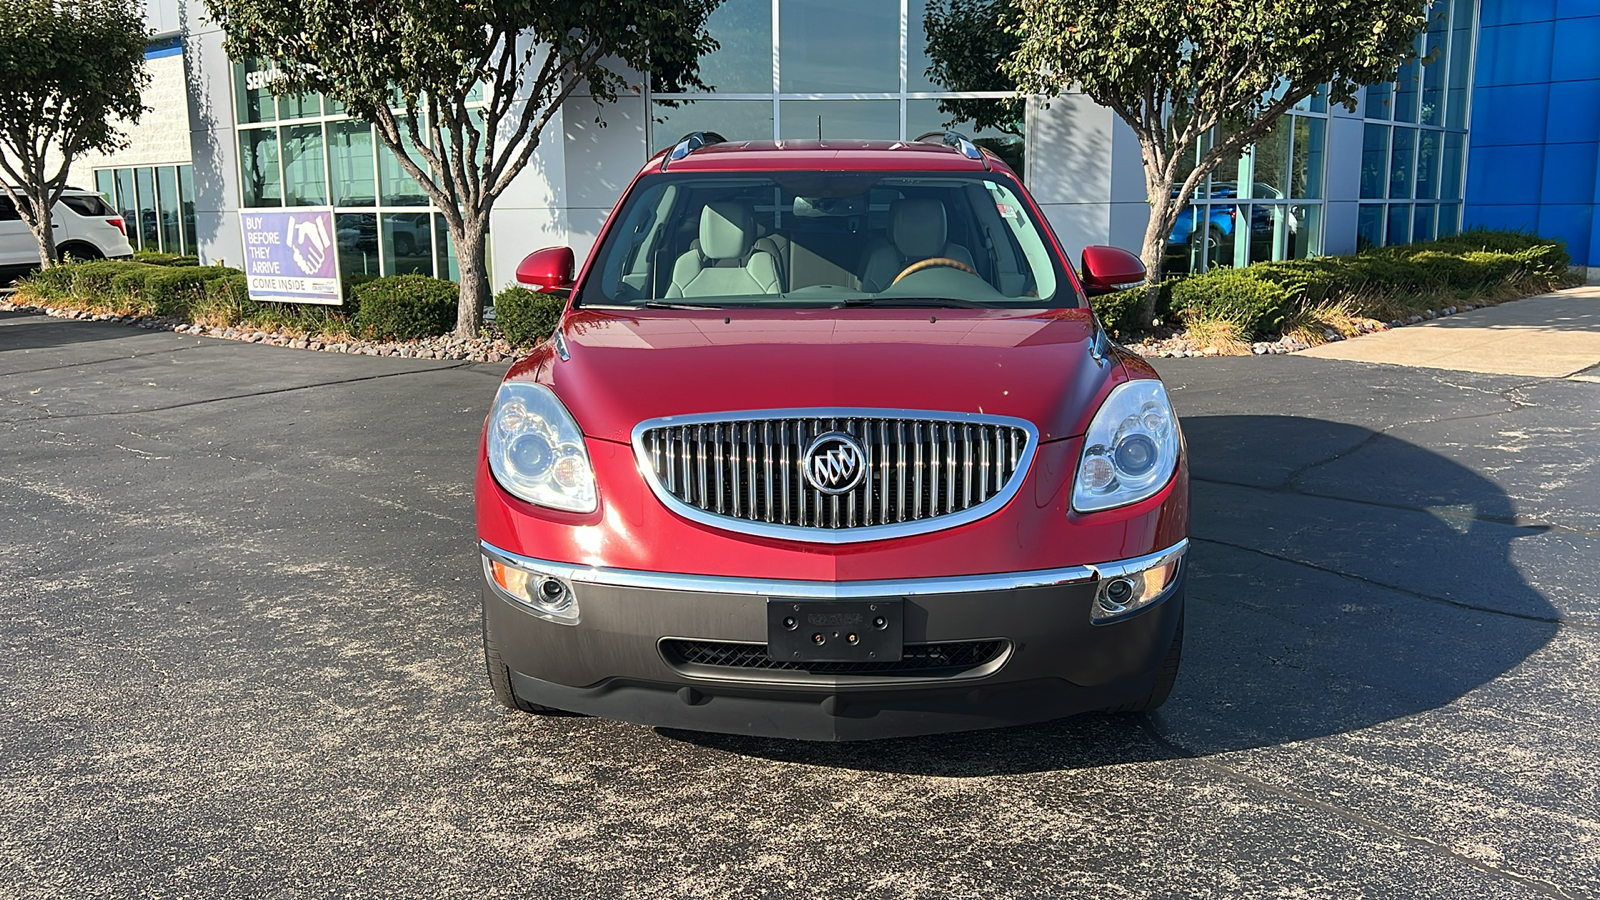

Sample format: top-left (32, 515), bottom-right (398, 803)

top-left (1413, 203), bottom-right (1436, 242)
top-left (1361, 124), bottom-right (1389, 199)
top-left (1294, 84), bottom-right (1329, 113)
top-left (135, 167), bottom-right (158, 249)
top-left (906, 99), bottom-right (1025, 175)
top-left (1421, 13), bottom-right (1447, 126)
top-left (335, 212), bottom-right (379, 279)
top-left (1291, 116), bottom-right (1326, 199)
top-left (382, 212), bottom-right (433, 276)
top-left (239, 128), bottom-right (282, 208)
top-left (282, 123), bottom-right (328, 207)
top-left (1438, 203), bottom-right (1461, 237)
top-left (780, 0), bottom-right (899, 92)
top-left (1415, 130), bottom-right (1440, 200)
top-left (94, 169), bottom-right (114, 202)
top-left (1441, 133), bottom-right (1465, 201)
top-left (277, 91), bottom-right (322, 121)
top-left (663, 0), bottom-right (770, 93)
top-left (234, 60), bottom-right (278, 125)
top-left (378, 118), bottom-right (430, 206)
top-left (1248, 203), bottom-right (1297, 263)
top-left (1447, 0), bottom-right (1474, 129)
top-left (1252, 117), bottom-right (1292, 197)
top-left (1358, 204), bottom-right (1385, 250)
top-left (909, 0), bottom-right (943, 92)
top-left (779, 100), bottom-right (899, 141)
top-left (1387, 203), bottom-right (1411, 245)
top-left (652, 99), bottom-right (775, 147)
top-left (178, 165), bottom-right (196, 254)
top-left (1290, 205), bottom-right (1322, 260)
top-left (1389, 127), bottom-right (1416, 199)
top-left (156, 165), bottom-right (181, 252)
top-left (1365, 82), bottom-right (1392, 120)
top-left (434, 214), bottom-right (459, 282)
top-left (1394, 36), bottom-right (1423, 123)
top-left (114, 168), bottom-right (136, 225)
top-left (328, 120), bottom-right (377, 206)
top-left (1208, 118), bottom-right (1251, 199)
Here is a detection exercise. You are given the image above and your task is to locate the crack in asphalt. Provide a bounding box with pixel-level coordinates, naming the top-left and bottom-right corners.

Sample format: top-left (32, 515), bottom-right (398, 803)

top-left (1193, 535), bottom-right (1595, 628)
top-left (0, 362), bottom-right (474, 421)
top-left (1137, 721), bottom-right (1585, 900)
top-left (0, 344), bottom-right (201, 377)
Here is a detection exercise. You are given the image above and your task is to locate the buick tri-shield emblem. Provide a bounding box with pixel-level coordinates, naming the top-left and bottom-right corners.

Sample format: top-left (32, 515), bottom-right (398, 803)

top-left (802, 432), bottom-right (867, 494)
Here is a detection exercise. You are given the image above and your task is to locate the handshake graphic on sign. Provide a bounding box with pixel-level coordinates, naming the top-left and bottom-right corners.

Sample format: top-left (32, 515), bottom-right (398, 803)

top-left (286, 214), bottom-right (331, 276)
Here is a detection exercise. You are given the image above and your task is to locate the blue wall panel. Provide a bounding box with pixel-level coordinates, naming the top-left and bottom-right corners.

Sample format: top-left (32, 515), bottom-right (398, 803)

top-left (1481, 0), bottom-right (1556, 26)
top-left (1466, 0), bottom-right (1600, 265)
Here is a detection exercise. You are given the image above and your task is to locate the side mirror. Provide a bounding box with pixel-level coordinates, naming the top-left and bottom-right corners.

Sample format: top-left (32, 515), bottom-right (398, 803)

top-left (1079, 245), bottom-right (1146, 296)
top-left (515, 246), bottom-right (575, 294)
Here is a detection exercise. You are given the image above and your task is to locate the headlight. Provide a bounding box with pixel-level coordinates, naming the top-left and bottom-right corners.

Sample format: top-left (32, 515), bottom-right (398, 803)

top-left (1073, 379), bottom-right (1180, 512)
top-left (487, 382), bottom-right (597, 513)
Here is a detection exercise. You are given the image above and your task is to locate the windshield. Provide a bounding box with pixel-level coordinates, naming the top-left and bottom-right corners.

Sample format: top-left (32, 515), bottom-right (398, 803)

top-left (577, 171), bottom-right (1080, 309)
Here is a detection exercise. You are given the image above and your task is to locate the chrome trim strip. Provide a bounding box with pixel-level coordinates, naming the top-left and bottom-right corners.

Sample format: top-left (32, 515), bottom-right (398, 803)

top-left (480, 538), bottom-right (1188, 598)
top-left (630, 407), bottom-right (1040, 545)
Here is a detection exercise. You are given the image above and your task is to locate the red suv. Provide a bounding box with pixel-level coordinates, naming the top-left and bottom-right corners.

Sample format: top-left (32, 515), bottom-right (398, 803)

top-left (476, 133), bottom-right (1188, 740)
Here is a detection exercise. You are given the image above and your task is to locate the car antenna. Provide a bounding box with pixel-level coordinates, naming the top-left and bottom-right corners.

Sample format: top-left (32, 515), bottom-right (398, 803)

top-left (817, 116), bottom-right (822, 140)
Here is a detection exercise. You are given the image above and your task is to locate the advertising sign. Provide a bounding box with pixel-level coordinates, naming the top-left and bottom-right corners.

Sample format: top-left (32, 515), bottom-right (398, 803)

top-left (240, 210), bottom-right (341, 305)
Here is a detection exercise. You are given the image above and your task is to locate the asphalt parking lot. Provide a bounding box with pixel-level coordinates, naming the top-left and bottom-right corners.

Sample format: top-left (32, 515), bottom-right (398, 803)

top-left (3, 309), bottom-right (1598, 898)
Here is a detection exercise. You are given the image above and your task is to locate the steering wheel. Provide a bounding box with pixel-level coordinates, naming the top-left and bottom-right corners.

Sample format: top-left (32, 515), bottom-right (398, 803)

top-left (891, 257), bottom-right (978, 285)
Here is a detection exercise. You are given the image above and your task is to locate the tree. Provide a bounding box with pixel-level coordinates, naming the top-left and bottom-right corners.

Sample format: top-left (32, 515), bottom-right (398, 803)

top-left (0, 0), bottom-right (149, 269)
top-left (206, 0), bottom-right (723, 338)
top-left (996, 0), bottom-right (1428, 323)
top-left (922, 0), bottom-right (1024, 139)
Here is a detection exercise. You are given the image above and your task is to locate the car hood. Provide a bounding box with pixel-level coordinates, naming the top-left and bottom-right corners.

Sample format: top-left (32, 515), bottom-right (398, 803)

top-left (521, 307), bottom-right (1121, 444)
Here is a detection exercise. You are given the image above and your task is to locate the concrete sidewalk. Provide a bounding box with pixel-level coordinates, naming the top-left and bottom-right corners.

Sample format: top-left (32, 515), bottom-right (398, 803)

top-left (1299, 284), bottom-right (1600, 379)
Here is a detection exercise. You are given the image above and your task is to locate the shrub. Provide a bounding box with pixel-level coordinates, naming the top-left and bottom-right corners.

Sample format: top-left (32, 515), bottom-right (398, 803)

top-left (493, 286), bottom-right (565, 347)
top-left (67, 260), bottom-right (159, 299)
top-left (1170, 268), bottom-right (1289, 337)
top-left (352, 274), bottom-right (458, 340)
top-left (134, 250), bottom-right (201, 267)
top-left (1088, 287), bottom-right (1145, 340)
top-left (143, 266), bottom-right (242, 317)
top-left (15, 265), bottom-right (76, 303)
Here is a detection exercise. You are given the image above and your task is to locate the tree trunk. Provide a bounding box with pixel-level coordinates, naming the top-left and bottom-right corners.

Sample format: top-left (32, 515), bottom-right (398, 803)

top-left (26, 196), bottom-right (58, 269)
top-left (452, 215), bottom-right (490, 339)
top-left (1138, 191), bottom-right (1176, 325)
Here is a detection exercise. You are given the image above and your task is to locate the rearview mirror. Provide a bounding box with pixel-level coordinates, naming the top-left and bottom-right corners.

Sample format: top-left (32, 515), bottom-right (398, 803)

top-left (516, 246), bottom-right (575, 294)
top-left (1079, 246), bottom-right (1146, 296)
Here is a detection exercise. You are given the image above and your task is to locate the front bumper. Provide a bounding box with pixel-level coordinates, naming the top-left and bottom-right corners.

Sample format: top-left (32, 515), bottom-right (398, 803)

top-left (481, 540), bottom-right (1186, 740)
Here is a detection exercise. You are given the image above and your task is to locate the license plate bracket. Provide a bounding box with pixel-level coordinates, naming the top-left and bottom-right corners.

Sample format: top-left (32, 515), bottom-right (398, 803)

top-left (766, 598), bottom-right (904, 663)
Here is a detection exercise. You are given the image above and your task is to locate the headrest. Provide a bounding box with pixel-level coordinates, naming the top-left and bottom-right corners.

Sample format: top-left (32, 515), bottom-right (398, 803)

top-left (890, 198), bottom-right (948, 258)
top-left (699, 201), bottom-right (754, 260)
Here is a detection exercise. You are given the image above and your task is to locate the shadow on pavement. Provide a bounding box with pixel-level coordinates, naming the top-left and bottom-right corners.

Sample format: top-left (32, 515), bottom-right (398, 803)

top-left (0, 310), bottom-right (149, 351)
top-left (661, 415), bottom-right (1558, 774)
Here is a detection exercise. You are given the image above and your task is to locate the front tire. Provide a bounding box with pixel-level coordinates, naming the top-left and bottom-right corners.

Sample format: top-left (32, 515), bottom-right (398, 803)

top-left (482, 612), bottom-right (564, 714)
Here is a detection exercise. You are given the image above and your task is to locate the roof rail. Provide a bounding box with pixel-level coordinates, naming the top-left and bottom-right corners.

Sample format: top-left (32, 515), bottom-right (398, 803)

top-left (912, 130), bottom-right (990, 170)
top-left (662, 131), bottom-right (727, 171)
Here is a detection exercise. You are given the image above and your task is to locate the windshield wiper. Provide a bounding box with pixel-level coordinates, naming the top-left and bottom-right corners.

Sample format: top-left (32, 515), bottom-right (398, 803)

top-left (836, 297), bottom-right (990, 309)
top-left (641, 300), bottom-right (725, 310)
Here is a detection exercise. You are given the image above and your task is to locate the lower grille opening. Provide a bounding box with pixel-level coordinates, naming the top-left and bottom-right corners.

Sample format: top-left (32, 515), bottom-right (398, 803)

top-left (661, 638), bottom-right (1006, 676)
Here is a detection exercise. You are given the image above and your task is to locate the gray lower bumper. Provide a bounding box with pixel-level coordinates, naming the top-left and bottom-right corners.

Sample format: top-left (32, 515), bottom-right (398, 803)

top-left (482, 545), bottom-right (1185, 741)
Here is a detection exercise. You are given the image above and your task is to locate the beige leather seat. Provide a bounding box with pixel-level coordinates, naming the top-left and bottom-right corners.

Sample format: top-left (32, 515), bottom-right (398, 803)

top-left (666, 201), bottom-right (782, 298)
top-left (859, 198), bottom-right (978, 292)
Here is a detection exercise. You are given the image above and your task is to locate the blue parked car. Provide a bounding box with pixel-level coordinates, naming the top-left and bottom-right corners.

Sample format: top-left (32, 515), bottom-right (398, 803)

top-left (1168, 182), bottom-right (1300, 265)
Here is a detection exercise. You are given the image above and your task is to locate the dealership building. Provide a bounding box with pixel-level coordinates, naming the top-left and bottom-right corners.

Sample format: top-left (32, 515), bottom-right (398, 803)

top-left (83, 0), bottom-right (1600, 290)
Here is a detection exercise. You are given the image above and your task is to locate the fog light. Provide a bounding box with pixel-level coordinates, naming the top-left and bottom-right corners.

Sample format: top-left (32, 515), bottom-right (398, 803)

top-left (484, 554), bottom-right (580, 625)
top-left (1090, 542), bottom-right (1186, 623)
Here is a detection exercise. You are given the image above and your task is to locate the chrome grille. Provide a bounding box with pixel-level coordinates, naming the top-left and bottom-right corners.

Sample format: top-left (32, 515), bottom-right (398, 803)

top-left (635, 412), bottom-right (1034, 539)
